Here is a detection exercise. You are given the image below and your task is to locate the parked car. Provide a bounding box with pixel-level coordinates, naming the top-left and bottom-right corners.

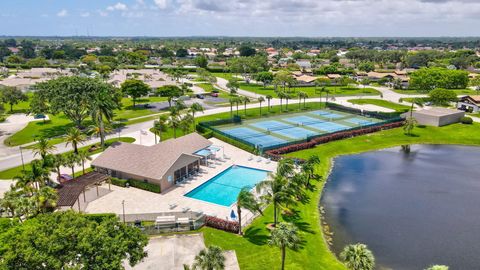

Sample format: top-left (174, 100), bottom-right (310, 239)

top-left (210, 93), bottom-right (219, 97)
top-left (196, 94), bottom-right (205, 99)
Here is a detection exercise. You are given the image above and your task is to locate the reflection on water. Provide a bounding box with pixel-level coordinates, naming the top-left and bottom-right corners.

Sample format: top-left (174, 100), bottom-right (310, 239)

top-left (322, 145), bottom-right (480, 270)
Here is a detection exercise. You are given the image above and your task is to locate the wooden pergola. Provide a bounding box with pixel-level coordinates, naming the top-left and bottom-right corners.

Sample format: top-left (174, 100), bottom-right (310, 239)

top-left (56, 172), bottom-right (111, 211)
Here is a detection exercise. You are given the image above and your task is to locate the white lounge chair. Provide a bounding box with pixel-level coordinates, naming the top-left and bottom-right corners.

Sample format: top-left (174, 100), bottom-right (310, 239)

top-left (223, 154), bottom-right (231, 160)
top-left (248, 155), bottom-right (254, 161)
top-left (182, 207), bottom-right (191, 213)
top-left (257, 156), bottom-right (262, 162)
top-left (169, 203), bottom-right (178, 210)
top-left (266, 158), bottom-right (271, 164)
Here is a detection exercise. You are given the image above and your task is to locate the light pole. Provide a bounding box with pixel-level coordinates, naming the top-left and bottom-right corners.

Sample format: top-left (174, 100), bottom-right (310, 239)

top-left (19, 146), bottom-right (25, 170)
top-left (121, 200), bottom-right (125, 224)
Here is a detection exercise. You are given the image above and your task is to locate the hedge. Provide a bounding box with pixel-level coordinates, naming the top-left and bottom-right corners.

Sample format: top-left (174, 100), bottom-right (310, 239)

top-left (111, 177), bottom-right (128, 187)
top-left (205, 216), bottom-right (239, 233)
top-left (85, 213), bottom-right (118, 223)
top-left (461, 117), bottom-right (473, 124)
top-left (128, 179), bottom-right (161, 193)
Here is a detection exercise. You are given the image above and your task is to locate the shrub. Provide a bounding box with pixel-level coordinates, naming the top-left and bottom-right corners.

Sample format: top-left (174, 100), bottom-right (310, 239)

top-left (205, 216), bottom-right (239, 233)
top-left (428, 88), bottom-right (458, 106)
top-left (128, 179), bottom-right (161, 193)
top-left (111, 177), bottom-right (128, 187)
top-left (85, 213), bottom-right (118, 223)
top-left (461, 116), bottom-right (473, 124)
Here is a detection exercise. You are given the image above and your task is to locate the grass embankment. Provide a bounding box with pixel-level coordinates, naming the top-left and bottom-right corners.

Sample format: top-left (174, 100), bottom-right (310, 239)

top-left (4, 97), bottom-right (167, 146)
top-left (0, 137), bottom-right (135, 179)
top-left (202, 123), bottom-right (480, 270)
top-left (347, 99), bottom-right (411, 112)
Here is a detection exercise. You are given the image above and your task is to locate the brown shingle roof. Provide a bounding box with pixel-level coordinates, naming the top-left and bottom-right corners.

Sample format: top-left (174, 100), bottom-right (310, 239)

top-left (91, 133), bottom-right (211, 180)
top-left (57, 172), bottom-right (110, 207)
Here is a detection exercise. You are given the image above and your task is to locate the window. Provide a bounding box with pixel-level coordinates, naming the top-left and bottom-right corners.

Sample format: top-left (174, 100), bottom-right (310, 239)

top-left (168, 175), bottom-right (173, 183)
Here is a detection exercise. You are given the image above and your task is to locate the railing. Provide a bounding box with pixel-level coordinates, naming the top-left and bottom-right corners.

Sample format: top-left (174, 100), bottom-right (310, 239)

top-left (121, 211), bottom-right (206, 235)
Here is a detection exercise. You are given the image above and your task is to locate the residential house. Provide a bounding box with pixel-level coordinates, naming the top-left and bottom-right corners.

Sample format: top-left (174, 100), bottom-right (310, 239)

top-left (457, 95), bottom-right (480, 112)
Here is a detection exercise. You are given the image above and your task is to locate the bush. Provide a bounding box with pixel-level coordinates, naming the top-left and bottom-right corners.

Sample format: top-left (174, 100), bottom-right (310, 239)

top-left (85, 213), bottom-right (118, 223)
top-left (461, 117), bottom-right (473, 124)
top-left (111, 177), bottom-right (128, 187)
top-left (128, 179), bottom-right (161, 193)
top-left (428, 88), bottom-right (458, 106)
top-left (205, 216), bottom-right (239, 233)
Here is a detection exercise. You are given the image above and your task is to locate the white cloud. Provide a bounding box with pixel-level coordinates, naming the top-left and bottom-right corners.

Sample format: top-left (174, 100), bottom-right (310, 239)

top-left (107, 2), bottom-right (128, 11)
top-left (97, 10), bottom-right (109, 17)
top-left (154, 0), bottom-right (168, 9)
top-left (80, 12), bottom-right (90, 17)
top-left (57, 9), bottom-right (68, 17)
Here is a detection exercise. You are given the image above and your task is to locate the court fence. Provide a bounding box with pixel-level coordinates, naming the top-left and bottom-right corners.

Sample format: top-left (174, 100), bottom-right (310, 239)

top-left (198, 103), bottom-right (404, 154)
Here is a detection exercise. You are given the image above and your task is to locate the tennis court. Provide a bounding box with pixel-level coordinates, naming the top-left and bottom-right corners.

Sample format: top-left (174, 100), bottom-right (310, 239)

top-left (215, 108), bottom-right (385, 150)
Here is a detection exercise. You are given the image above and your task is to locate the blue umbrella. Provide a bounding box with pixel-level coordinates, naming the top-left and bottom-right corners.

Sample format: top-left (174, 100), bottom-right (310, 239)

top-left (230, 209), bottom-right (237, 220)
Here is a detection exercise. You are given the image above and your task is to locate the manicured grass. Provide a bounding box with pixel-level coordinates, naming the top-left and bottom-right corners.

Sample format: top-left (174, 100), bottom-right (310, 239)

top-left (236, 83), bottom-right (380, 98)
top-left (202, 123), bottom-right (480, 270)
top-left (394, 89), bottom-right (478, 95)
top-left (348, 99), bottom-right (411, 112)
top-left (196, 83), bottom-right (219, 93)
top-left (212, 72), bottom-right (234, 80)
top-left (0, 137), bottom-right (135, 179)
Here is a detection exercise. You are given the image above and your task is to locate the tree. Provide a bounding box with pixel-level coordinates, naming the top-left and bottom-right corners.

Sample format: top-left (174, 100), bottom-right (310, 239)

top-left (180, 114), bottom-right (194, 135)
top-left (192, 245), bottom-right (225, 270)
top-left (357, 62), bottom-right (375, 72)
top-left (32, 186), bottom-right (58, 214)
top-left (258, 96), bottom-right (265, 115)
top-left (298, 91), bottom-right (308, 110)
top-left (226, 78), bottom-right (240, 95)
top-left (195, 55), bottom-right (208, 68)
top-left (31, 138), bottom-right (56, 160)
top-left (0, 86), bottom-right (28, 112)
top-left (268, 222), bottom-right (301, 270)
top-left (301, 155), bottom-right (321, 188)
top-left (176, 48), bottom-right (189, 58)
top-left (340, 243), bottom-right (375, 270)
top-left (255, 72), bottom-right (274, 88)
top-left (121, 79), bottom-right (150, 108)
top-left (50, 154), bottom-right (65, 181)
top-left (64, 152), bottom-right (81, 177)
top-left (266, 95), bottom-right (273, 112)
top-left (242, 96), bottom-right (250, 115)
top-left (239, 45), bottom-right (256, 57)
top-left (0, 211), bottom-right (148, 269)
top-left (256, 173), bottom-right (294, 227)
top-left (157, 85), bottom-right (183, 108)
top-left (190, 102), bottom-right (204, 130)
top-left (236, 188), bottom-right (263, 235)
top-left (425, 265), bottom-right (449, 270)
top-left (65, 127), bottom-right (86, 154)
top-left (88, 122), bottom-right (113, 148)
top-left (229, 98), bottom-right (236, 117)
top-left (169, 115), bottom-right (181, 139)
top-left (409, 67), bottom-right (469, 91)
top-left (403, 116), bottom-right (417, 136)
top-left (153, 115), bottom-right (168, 143)
top-left (428, 88), bottom-right (457, 106)
top-left (469, 76), bottom-right (480, 95)
top-left (77, 150), bottom-right (92, 175)
top-left (89, 83), bottom-right (121, 148)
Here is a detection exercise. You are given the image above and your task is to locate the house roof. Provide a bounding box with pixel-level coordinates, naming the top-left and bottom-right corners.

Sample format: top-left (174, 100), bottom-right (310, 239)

top-left (57, 172), bottom-right (110, 207)
top-left (296, 75), bottom-right (317, 83)
top-left (91, 133), bottom-right (211, 180)
top-left (461, 95), bottom-right (480, 104)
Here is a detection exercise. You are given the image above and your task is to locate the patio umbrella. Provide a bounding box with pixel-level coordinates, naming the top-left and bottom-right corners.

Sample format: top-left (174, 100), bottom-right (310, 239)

top-left (230, 209), bottom-right (237, 220)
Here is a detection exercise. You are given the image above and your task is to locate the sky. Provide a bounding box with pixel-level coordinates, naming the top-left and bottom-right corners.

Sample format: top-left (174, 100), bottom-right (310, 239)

top-left (1, 0), bottom-right (480, 37)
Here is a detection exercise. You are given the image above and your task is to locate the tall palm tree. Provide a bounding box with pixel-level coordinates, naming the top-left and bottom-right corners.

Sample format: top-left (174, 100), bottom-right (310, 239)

top-left (180, 114), bottom-right (194, 135)
top-left (277, 158), bottom-right (295, 178)
top-left (89, 89), bottom-right (119, 148)
top-left (169, 115), bottom-right (181, 139)
top-left (340, 243), bottom-right (375, 270)
top-left (33, 186), bottom-right (58, 213)
top-left (192, 245), bottom-right (226, 270)
top-left (64, 152), bottom-right (81, 177)
top-left (257, 96), bottom-right (265, 116)
top-left (268, 222), bottom-right (301, 270)
top-left (266, 95), bottom-right (273, 113)
top-left (50, 154), bottom-right (66, 181)
top-left (65, 127), bottom-right (86, 154)
top-left (88, 123), bottom-right (113, 148)
top-left (236, 188), bottom-right (263, 235)
top-left (301, 155), bottom-right (321, 188)
top-left (77, 150), bottom-right (92, 175)
top-left (229, 97), bottom-right (236, 117)
top-left (284, 93), bottom-right (291, 111)
top-left (189, 102), bottom-right (204, 130)
top-left (256, 173), bottom-right (294, 227)
top-left (153, 115), bottom-right (168, 144)
top-left (242, 96), bottom-right (250, 116)
top-left (31, 137), bottom-right (56, 160)
top-left (277, 91), bottom-right (285, 111)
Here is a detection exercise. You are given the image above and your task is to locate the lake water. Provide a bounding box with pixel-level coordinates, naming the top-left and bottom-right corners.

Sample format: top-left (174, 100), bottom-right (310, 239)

top-left (322, 145), bottom-right (480, 270)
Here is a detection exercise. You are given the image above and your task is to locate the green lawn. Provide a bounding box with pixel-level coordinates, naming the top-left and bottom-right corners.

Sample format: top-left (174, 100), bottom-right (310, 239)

top-left (0, 137), bottom-right (135, 179)
top-left (202, 123), bottom-right (480, 270)
top-left (236, 83), bottom-right (380, 98)
top-left (196, 83), bottom-right (219, 93)
top-left (212, 72), bottom-right (234, 80)
top-left (348, 99), bottom-right (411, 112)
top-left (394, 89), bottom-right (478, 95)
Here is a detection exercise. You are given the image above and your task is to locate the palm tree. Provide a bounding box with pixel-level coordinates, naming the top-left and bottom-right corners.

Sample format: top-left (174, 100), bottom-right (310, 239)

top-left (236, 188), bottom-right (263, 235)
top-left (234, 97), bottom-right (241, 116)
top-left (31, 137), bottom-right (56, 160)
top-left (242, 96), bottom-right (250, 116)
top-left (257, 96), bottom-right (265, 116)
top-left (277, 158), bottom-right (295, 178)
top-left (256, 173), bottom-right (294, 227)
top-left (180, 114), bottom-right (194, 135)
top-left (189, 102), bottom-right (204, 130)
top-left (268, 222), bottom-right (301, 270)
top-left (77, 150), bottom-right (92, 175)
top-left (88, 123), bottom-right (113, 148)
top-left (64, 152), bottom-right (81, 177)
top-left (89, 89), bottom-right (118, 148)
top-left (340, 243), bottom-right (375, 270)
top-left (169, 115), bottom-right (181, 139)
top-left (265, 95), bottom-right (273, 113)
top-left (50, 154), bottom-right (66, 182)
top-left (229, 97), bottom-right (236, 117)
top-left (323, 88), bottom-right (331, 107)
top-left (153, 115), bottom-right (168, 144)
top-left (277, 91), bottom-right (285, 111)
top-left (65, 127), bottom-right (86, 154)
top-left (284, 93), bottom-right (291, 111)
top-left (33, 186), bottom-right (58, 213)
top-left (403, 117), bottom-right (417, 136)
top-left (301, 155), bottom-right (321, 188)
top-left (192, 245), bottom-right (226, 270)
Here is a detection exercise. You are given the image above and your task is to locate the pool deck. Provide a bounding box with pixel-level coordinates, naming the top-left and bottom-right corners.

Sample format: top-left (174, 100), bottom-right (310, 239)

top-left (85, 138), bottom-right (277, 224)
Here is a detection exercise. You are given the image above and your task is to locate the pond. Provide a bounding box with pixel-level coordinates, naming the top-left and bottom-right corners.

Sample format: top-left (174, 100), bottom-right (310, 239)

top-left (322, 145), bottom-right (480, 270)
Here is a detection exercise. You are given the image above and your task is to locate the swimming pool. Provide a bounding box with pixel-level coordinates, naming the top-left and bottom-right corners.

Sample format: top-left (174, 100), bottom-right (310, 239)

top-left (185, 165), bottom-right (269, 207)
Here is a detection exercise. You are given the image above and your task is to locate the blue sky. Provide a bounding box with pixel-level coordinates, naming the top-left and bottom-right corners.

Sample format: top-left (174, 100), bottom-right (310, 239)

top-left (1, 0), bottom-right (480, 37)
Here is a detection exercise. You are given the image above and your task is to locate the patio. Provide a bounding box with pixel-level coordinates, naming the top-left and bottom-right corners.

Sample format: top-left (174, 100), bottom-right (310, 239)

top-left (85, 138), bottom-right (277, 224)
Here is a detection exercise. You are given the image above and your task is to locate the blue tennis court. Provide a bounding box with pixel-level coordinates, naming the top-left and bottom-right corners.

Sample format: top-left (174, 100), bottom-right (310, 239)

top-left (309, 110), bottom-right (343, 119)
top-left (308, 121), bottom-right (349, 133)
top-left (284, 115), bottom-right (324, 125)
top-left (223, 127), bottom-right (287, 148)
top-left (345, 117), bottom-right (377, 126)
top-left (273, 127), bottom-right (318, 139)
top-left (251, 120), bottom-right (293, 131)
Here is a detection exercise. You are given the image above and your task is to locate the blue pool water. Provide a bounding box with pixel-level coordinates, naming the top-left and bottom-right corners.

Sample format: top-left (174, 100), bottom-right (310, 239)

top-left (185, 166), bottom-right (269, 206)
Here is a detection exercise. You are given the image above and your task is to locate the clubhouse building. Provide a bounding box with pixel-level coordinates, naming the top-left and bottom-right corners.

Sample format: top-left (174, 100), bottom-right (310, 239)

top-left (91, 133), bottom-right (215, 192)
